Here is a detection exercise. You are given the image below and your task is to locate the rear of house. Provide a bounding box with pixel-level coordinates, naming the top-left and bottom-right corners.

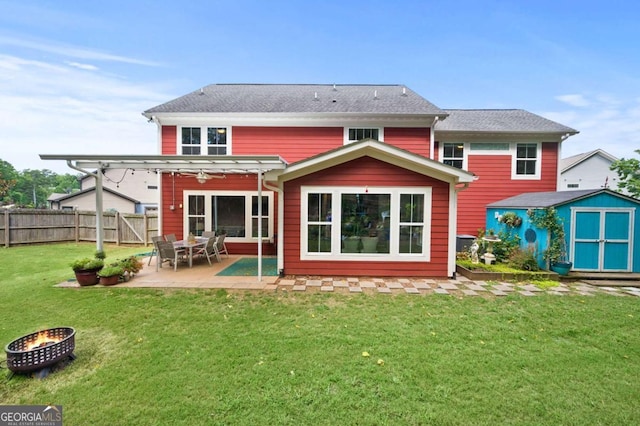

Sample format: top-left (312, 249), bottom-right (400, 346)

top-left (142, 84), bottom-right (577, 277)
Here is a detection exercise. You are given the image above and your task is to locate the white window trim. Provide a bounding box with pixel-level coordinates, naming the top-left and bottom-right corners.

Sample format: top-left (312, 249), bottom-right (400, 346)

top-left (183, 190), bottom-right (273, 242)
top-left (343, 127), bottom-right (384, 145)
top-left (438, 142), bottom-right (468, 170)
top-left (511, 142), bottom-right (541, 180)
top-left (300, 186), bottom-right (431, 261)
top-left (177, 126), bottom-right (232, 155)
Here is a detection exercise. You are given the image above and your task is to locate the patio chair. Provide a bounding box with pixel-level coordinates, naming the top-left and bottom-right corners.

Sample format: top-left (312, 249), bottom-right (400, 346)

top-left (156, 240), bottom-right (186, 271)
top-left (165, 233), bottom-right (177, 243)
top-left (202, 231), bottom-right (216, 238)
top-left (148, 235), bottom-right (165, 266)
top-left (215, 234), bottom-right (229, 258)
top-left (193, 236), bottom-right (219, 265)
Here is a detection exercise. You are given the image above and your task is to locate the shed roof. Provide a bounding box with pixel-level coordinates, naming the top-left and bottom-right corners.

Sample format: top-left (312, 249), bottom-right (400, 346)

top-left (487, 189), bottom-right (605, 208)
top-left (144, 84), bottom-right (446, 116)
top-left (436, 109), bottom-right (578, 134)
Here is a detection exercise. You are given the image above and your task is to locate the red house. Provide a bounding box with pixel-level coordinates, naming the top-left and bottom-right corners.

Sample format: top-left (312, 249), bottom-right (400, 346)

top-left (142, 84), bottom-right (577, 278)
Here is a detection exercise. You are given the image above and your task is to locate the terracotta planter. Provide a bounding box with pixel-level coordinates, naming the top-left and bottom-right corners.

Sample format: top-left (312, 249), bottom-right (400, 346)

top-left (74, 268), bottom-right (101, 286)
top-left (99, 275), bottom-right (121, 286)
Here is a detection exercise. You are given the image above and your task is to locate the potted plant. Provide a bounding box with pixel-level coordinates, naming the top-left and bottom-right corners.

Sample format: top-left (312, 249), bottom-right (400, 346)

top-left (98, 265), bottom-right (124, 286)
top-left (117, 256), bottom-right (144, 281)
top-left (500, 211), bottom-right (523, 228)
top-left (71, 257), bottom-right (105, 286)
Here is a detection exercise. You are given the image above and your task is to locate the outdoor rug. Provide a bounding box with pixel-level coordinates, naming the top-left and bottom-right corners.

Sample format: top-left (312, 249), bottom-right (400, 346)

top-left (216, 257), bottom-right (278, 276)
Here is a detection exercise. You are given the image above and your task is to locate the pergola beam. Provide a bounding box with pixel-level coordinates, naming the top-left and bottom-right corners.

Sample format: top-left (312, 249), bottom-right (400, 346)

top-left (40, 154), bottom-right (288, 282)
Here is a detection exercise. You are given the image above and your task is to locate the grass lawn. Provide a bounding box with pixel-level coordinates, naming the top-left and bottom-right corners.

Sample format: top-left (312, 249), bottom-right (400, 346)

top-left (1, 243), bottom-right (639, 425)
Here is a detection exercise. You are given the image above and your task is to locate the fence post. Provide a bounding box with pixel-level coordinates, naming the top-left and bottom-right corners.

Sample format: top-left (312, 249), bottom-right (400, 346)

top-left (144, 212), bottom-right (149, 246)
top-left (74, 210), bottom-right (79, 243)
top-left (4, 210), bottom-right (9, 247)
top-left (115, 211), bottom-right (121, 246)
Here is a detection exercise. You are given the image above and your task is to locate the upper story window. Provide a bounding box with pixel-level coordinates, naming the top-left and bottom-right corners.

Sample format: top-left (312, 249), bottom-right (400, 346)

top-left (513, 143), bottom-right (540, 179)
top-left (344, 128), bottom-right (383, 144)
top-left (442, 143), bottom-right (464, 169)
top-left (180, 127), bottom-right (229, 155)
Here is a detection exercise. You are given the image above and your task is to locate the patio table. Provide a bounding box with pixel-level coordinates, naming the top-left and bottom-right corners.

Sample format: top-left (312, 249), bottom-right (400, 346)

top-left (173, 238), bottom-right (207, 268)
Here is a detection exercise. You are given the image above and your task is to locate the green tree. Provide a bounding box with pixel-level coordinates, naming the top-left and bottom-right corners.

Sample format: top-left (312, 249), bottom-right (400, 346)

top-left (0, 159), bottom-right (19, 203)
top-left (610, 149), bottom-right (640, 198)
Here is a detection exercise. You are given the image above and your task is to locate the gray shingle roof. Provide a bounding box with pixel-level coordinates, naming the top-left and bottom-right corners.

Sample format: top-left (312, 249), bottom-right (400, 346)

top-left (560, 149), bottom-right (617, 172)
top-left (436, 109), bottom-right (578, 134)
top-left (487, 189), bottom-right (604, 208)
top-left (144, 84), bottom-right (446, 115)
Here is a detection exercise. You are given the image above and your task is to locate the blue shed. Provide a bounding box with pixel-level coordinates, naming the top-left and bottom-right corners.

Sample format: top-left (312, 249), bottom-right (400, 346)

top-left (486, 189), bottom-right (640, 273)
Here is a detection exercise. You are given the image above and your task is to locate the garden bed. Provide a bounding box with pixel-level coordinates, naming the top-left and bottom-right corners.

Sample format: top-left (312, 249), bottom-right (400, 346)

top-left (456, 263), bottom-right (559, 282)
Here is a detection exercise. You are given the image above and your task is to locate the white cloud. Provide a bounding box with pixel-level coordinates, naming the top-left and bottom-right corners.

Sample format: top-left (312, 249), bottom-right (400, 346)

top-left (66, 61), bottom-right (99, 71)
top-left (0, 54), bottom-right (170, 174)
top-left (544, 95), bottom-right (640, 161)
top-left (0, 35), bottom-right (163, 67)
top-left (555, 94), bottom-right (591, 108)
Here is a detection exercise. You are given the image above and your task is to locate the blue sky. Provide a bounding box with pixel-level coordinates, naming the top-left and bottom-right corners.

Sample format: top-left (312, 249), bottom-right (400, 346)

top-left (1, 0), bottom-right (639, 173)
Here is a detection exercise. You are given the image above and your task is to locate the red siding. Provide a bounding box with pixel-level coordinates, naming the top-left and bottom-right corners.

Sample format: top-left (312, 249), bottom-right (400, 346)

top-left (384, 127), bottom-right (430, 157)
top-left (232, 127), bottom-right (342, 163)
top-left (457, 142), bottom-right (559, 234)
top-left (283, 156), bottom-right (451, 277)
top-left (162, 126), bottom-right (177, 154)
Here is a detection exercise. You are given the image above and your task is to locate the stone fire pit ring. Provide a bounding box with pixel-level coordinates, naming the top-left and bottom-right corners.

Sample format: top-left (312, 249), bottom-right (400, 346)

top-left (5, 327), bottom-right (76, 373)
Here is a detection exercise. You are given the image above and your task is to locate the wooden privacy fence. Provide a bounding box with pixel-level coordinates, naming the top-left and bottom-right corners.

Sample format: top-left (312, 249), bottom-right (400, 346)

top-left (0, 209), bottom-right (158, 247)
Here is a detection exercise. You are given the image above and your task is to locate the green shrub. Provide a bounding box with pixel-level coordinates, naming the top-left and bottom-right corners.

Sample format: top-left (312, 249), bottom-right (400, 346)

top-left (98, 265), bottom-right (123, 277)
top-left (508, 248), bottom-right (540, 271)
top-left (70, 257), bottom-right (104, 271)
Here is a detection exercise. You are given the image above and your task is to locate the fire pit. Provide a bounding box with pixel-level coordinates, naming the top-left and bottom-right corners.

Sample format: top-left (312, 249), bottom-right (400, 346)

top-left (5, 327), bottom-right (76, 376)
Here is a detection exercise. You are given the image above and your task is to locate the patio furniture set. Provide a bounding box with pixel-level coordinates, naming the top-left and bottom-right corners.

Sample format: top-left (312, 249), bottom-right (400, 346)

top-left (150, 233), bottom-right (229, 271)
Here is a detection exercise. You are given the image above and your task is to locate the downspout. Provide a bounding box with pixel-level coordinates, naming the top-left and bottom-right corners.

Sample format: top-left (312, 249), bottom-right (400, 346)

top-left (448, 181), bottom-right (473, 278)
top-left (429, 116), bottom-right (439, 160)
top-left (263, 179), bottom-right (283, 277)
top-left (557, 133), bottom-right (571, 190)
top-left (66, 160), bottom-right (104, 253)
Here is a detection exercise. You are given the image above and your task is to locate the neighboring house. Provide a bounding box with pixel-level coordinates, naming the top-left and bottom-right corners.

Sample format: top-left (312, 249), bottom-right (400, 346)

top-left (48, 168), bottom-right (159, 213)
top-left (48, 187), bottom-right (140, 213)
top-left (80, 168), bottom-right (159, 213)
top-left (140, 83), bottom-right (578, 277)
top-left (560, 149), bottom-right (619, 192)
top-left (486, 189), bottom-right (640, 273)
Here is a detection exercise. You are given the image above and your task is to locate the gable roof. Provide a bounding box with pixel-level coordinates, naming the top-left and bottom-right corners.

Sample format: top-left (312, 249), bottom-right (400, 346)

top-left (435, 109), bottom-right (578, 135)
top-left (144, 84), bottom-right (446, 116)
top-left (270, 139), bottom-right (475, 184)
top-left (560, 149), bottom-right (618, 173)
top-left (487, 188), bottom-right (640, 209)
top-left (49, 186), bottom-right (140, 204)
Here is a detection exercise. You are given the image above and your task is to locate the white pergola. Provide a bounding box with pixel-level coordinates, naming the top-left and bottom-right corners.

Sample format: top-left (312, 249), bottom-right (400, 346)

top-left (40, 154), bottom-right (288, 281)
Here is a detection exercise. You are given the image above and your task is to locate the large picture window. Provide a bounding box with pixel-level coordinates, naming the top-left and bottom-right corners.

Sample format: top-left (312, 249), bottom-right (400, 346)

top-left (184, 191), bottom-right (272, 241)
top-left (301, 186), bottom-right (431, 261)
